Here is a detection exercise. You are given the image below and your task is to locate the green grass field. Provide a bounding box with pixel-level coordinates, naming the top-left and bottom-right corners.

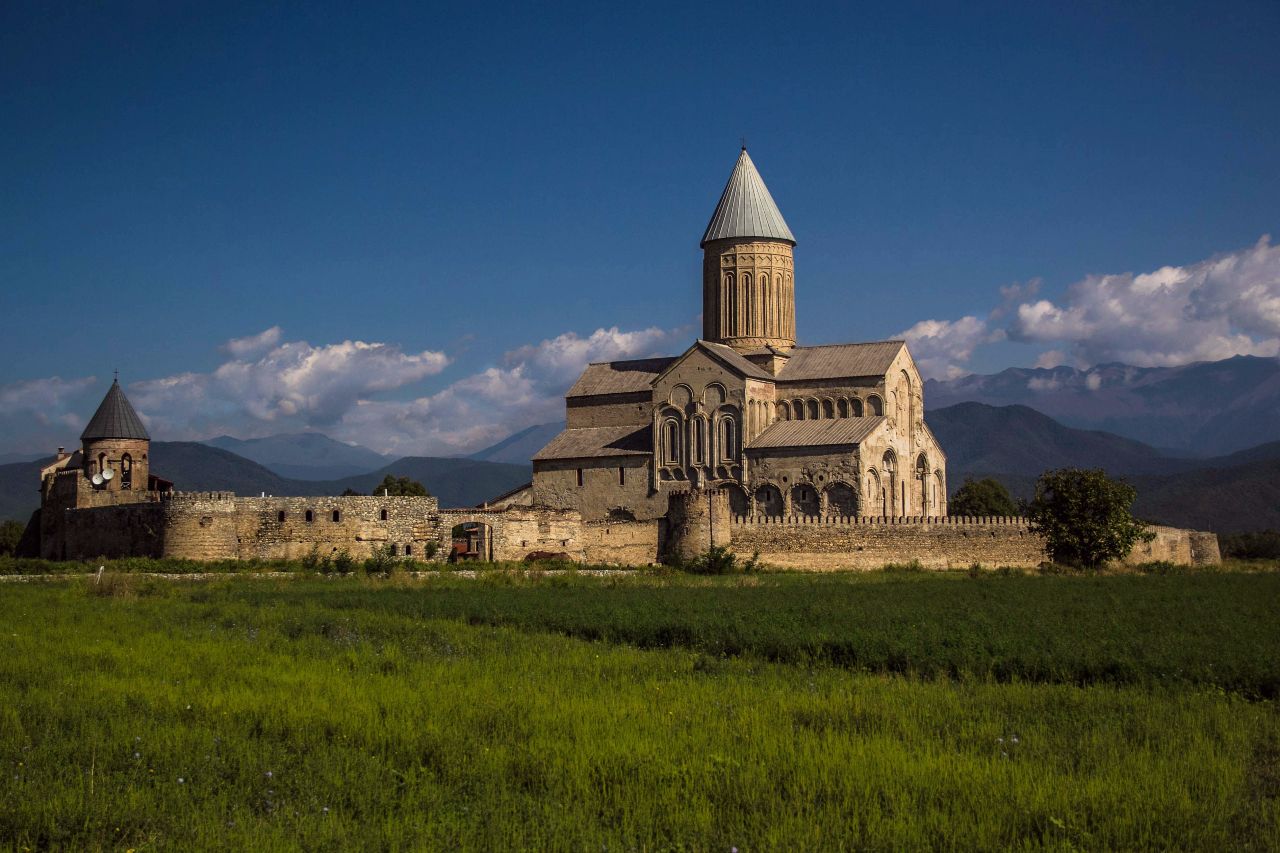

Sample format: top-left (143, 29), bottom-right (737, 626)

top-left (2, 571), bottom-right (1277, 850)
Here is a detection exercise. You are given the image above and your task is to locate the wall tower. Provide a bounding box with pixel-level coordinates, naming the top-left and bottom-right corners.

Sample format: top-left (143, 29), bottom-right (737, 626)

top-left (701, 148), bottom-right (797, 351)
top-left (80, 378), bottom-right (151, 492)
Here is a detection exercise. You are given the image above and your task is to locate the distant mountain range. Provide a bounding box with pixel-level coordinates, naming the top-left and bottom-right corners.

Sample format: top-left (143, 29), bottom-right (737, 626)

top-left (467, 423), bottom-right (563, 465)
top-left (926, 354), bottom-right (1280, 456)
top-left (202, 432), bottom-right (392, 480)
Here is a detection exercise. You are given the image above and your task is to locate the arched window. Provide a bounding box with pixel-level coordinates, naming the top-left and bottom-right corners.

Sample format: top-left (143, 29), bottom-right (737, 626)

top-left (694, 417), bottom-right (706, 464)
top-left (120, 453), bottom-right (133, 490)
top-left (851, 397), bottom-right (864, 417)
top-left (405, 544), bottom-right (412, 556)
top-left (277, 510), bottom-right (286, 523)
top-left (380, 508), bottom-right (388, 521)
top-left (867, 395), bottom-right (884, 416)
top-left (664, 419), bottom-right (681, 464)
top-left (806, 399), bottom-right (819, 420)
top-left (332, 509), bottom-right (341, 523)
top-left (98, 453), bottom-right (106, 477)
top-left (305, 510), bottom-right (314, 523)
top-left (390, 544), bottom-right (398, 556)
top-left (837, 399), bottom-right (849, 418)
top-left (791, 399), bottom-right (804, 420)
top-left (719, 416), bottom-right (736, 462)
top-left (821, 399), bottom-right (835, 419)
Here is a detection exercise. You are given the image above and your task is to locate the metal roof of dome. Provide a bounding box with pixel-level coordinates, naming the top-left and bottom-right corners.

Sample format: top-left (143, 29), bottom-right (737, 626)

top-left (700, 148), bottom-right (795, 247)
top-left (80, 379), bottom-right (150, 441)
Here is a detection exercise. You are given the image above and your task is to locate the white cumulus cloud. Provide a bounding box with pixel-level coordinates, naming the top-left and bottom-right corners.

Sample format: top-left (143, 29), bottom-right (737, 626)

top-left (1009, 235), bottom-right (1280, 367)
top-left (897, 316), bottom-right (1004, 380)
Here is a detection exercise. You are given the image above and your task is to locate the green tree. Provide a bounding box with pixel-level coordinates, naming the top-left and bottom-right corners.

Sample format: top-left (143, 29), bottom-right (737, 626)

top-left (948, 477), bottom-right (1018, 517)
top-left (340, 487), bottom-right (363, 496)
top-left (373, 475), bottom-right (430, 497)
top-left (1026, 468), bottom-right (1154, 569)
top-left (0, 520), bottom-right (25, 556)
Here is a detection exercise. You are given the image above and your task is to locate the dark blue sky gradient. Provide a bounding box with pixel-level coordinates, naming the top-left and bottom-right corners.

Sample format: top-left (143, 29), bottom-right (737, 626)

top-left (3, 0), bottom-right (1277, 387)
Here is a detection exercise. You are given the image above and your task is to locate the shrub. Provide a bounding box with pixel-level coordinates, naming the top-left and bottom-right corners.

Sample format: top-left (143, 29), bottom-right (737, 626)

top-left (364, 544), bottom-right (397, 576)
top-left (332, 549), bottom-right (356, 574)
top-left (681, 545), bottom-right (757, 575)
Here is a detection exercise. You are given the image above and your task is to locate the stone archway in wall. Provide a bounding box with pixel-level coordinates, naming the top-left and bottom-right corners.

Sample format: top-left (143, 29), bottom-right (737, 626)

top-left (791, 483), bottom-right (820, 517)
top-left (450, 522), bottom-right (493, 562)
top-left (824, 482), bottom-right (858, 517)
top-left (754, 483), bottom-right (783, 517)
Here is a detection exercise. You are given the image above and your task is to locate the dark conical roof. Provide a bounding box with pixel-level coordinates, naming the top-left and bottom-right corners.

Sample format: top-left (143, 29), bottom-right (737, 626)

top-left (700, 148), bottom-right (795, 247)
top-left (80, 380), bottom-right (150, 441)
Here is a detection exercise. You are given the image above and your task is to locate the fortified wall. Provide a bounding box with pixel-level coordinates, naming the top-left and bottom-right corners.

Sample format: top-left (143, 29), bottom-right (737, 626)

top-left (44, 487), bottom-right (1219, 569)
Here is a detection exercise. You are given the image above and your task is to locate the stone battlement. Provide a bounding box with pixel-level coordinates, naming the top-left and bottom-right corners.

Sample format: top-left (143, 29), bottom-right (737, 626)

top-left (732, 515), bottom-right (1030, 527)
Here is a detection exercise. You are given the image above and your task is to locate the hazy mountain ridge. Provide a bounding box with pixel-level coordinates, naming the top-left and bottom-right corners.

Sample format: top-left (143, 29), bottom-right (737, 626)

top-left (926, 355), bottom-right (1280, 455)
top-left (203, 433), bottom-right (392, 480)
top-left (467, 423), bottom-right (564, 465)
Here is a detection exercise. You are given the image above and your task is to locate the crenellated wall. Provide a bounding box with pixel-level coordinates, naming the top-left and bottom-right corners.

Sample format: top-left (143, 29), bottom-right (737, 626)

top-left (43, 488), bottom-right (1221, 570)
top-left (729, 515), bottom-right (1045, 570)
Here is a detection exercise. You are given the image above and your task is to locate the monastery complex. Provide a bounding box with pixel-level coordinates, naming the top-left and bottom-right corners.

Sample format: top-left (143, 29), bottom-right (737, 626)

top-left (27, 150), bottom-right (1219, 569)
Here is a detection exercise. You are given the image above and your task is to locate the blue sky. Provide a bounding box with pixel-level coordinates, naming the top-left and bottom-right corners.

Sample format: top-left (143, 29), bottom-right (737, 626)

top-left (2, 0), bottom-right (1278, 455)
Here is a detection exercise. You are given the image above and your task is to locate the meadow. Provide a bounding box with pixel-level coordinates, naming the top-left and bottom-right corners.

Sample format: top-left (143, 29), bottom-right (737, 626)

top-left (1, 570), bottom-right (1277, 850)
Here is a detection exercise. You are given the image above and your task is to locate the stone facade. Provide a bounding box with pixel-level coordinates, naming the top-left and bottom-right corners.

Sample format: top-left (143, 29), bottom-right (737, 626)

top-left (532, 149), bottom-right (947, 524)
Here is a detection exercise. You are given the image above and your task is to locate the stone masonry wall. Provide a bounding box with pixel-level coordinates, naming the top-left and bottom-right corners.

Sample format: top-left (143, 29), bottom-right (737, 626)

top-left (729, 516), bottom-right (1046, 570)
top-left (580, 518), bottom-right (663, 566)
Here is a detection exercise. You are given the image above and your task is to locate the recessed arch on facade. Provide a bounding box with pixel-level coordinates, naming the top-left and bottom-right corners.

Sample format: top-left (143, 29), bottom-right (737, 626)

top-left (791, 482), bottom-right (820, 517)
top-left (791, 399), bottom-right (804, 420)
top-left (824, 481), bottom-right (858, 517)
top-left (851, 397), bottom-right (864, 417)
top-left (821, 398), bottom-right (835, 419)
top-left (805, 398), bottom-right (819, 420)
top-left (703, 382), bottom-right (727, 407)
top-left (668, 384), bottom-right (693, 408)
top-left (867, 394), bottom-right (883, 416)
top-left (724, 483), bottom-right (750, 516)
top-left (754, 483), bottom-right (783, 516)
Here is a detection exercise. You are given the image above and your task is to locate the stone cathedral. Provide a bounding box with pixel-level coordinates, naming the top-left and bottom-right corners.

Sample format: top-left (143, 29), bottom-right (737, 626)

top-left (532, 148), bottom-right (948, 521)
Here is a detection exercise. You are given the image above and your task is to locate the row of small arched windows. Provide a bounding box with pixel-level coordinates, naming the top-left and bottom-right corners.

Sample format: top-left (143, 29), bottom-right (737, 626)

top-left (777, 394), bottom-right (883, 422)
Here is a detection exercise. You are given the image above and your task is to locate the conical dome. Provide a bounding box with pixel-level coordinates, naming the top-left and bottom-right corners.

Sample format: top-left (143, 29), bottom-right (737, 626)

top-left (700, 148), bottom-right (795, 247)
top-left (81, 380), bottom-right (150, 441)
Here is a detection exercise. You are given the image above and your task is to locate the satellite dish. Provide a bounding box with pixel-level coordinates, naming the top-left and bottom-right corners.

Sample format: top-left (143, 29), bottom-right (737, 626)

top-left (91, 473), bottom-right (104, 486)
top-left (102, 468), bottom-right (115, 481)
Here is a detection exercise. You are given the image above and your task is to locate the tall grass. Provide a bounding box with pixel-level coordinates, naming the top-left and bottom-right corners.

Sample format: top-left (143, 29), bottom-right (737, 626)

top-left (0, 579), bottom-right (1276, 849)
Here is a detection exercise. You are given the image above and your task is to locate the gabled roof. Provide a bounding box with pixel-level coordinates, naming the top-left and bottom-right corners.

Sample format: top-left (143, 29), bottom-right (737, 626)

top-left (701, 148), bottom-right (796, 247)
top-left (698, 341), bottom-right (775, 380)
top-left (532, 425), bottom-right (652, 461)
top-left (776, 341), bottom-right (905, 382)
top-left (747, 417), bottom-right (887, 450)
top-left (81, 380), bottom-right (150, 441)
top-left (566, 357), bottom-right (677, 398)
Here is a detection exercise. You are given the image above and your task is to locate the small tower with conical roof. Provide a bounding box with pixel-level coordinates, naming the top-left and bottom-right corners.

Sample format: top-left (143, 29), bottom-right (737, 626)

top-left (701, 148), bottom-right (796, 352)
top-left (80, 378), bottom-right (151, 492)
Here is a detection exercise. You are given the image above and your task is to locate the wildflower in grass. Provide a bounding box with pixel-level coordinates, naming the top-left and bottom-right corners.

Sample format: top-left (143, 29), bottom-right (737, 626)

top-left (265, 770), bottom-right (273, 778)
top-left (178, 777), bottom-right (185, 784)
